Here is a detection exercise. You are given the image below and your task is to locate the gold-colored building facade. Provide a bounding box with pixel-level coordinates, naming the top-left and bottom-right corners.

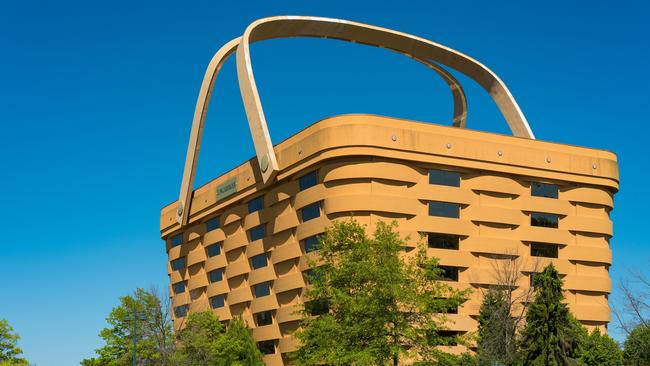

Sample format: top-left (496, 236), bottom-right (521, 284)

top-left (160, 114), bottom-right (618, 365)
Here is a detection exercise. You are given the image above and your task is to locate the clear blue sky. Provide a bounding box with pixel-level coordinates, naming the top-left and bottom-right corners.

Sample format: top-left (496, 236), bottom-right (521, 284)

top-left (1, 0), bottom-right (648, 364)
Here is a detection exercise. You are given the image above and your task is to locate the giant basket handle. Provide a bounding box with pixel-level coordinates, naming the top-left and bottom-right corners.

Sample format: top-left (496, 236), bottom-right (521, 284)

top-left (236, 16), bottom-right (535, 185)
top-left (175, 34), bottom-right (466, 226)
top-left (177, 16), bottom-right (534, 226)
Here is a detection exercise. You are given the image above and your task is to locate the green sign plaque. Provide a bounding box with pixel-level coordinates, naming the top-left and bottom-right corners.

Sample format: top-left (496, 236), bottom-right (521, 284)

top-left (216, 177), bottom-right (237, 201)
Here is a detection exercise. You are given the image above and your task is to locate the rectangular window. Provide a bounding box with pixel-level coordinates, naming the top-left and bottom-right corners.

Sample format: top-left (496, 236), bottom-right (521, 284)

top-left (303, 269), bottom-right (319, 285)
top-left (253, 282), bottom-right (271, 298)
top-left (530, 272), bottom-right (540, 287)
top-left (301, 202), bottom-right (321, 222)
top-left (209, 295), bottom-right (225, 308)
top-left (249, 224), bottom-right (266, 242)
top-left (531, 212), bottom-right (559, 228)
top-left (205, 217), bottom-right (220, 232)
top-left (206, 242), bottom-right (222, 258)
top-left (429, 169), bottom-right (460, 187)
top-left (439, 266), bottom-right (460, 282)
top-left (428, 201), bottom-right (460, 218)
top-left (303, 235), bottom-right (321, 253)
top-left (255, 311), bottom-right (273, 326)
top-left (251, 254), bottom-right (268, 270)
top-left (171, 257), bottom-right (186, 271)
top-left (257, 340), bottom-right (276, 355)
top-left (172, 281), bottom-right (186, 294)
top-left (170, 233), bottom-right (183, 248)
top-left (438, 330), bottom-right (462, 346)
top-left (248, 196), bottom-right (264, 214)
top-left (306, 298), bottom-right (329, 316)
top-left (208, 269), bottom-right (223, 283)
top-left (174, 304), bottom-right (189, 318)
top-left (427, 233), bottom-right (460, 250)
top-left (443, 303), bottom-right (458, 314)
top-left (531, 182), bottom-right (559, 199)
top-left (530, 242), bottom-right (559, 258)
top-left (299, 171), bottom-right (318, 191)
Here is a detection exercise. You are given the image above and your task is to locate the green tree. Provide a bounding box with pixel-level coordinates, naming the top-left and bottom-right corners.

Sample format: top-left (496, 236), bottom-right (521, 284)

top-left (171, 311), bottom-right (264, 366)
top-left (0, 319), bottom-right (28, 366)
top-left (518, 264), bottom-right (581, 366)
top-left (294, 220), bottom-right (471, 366)
top-left (81, 288), bottom-right (174, 366)
top-left (476, 288), bottom-right (516, 365)
top-left (574, 328), bottom-right (621, 366)
top-left (623, 324), bottom-right (650, 366)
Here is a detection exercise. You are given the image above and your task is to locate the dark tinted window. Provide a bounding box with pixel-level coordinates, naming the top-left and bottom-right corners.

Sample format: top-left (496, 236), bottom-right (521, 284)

top-left (304, 269), bottom-right (320, 285)
top-left (174, 305), bottom-right (189, 318)
top-left (299, 171), bottom-right (318, 191)
top-left (441, 302), bottom-right (458, 314)
top-left (306, 298), bottom-right (329, 316)
top-left (531, 182), bottom-right (559, 199)
top-left (206, 243), bottom-right (221, 257)
top-left (171, 257), bottom-right (186, 271)
top-left (205, 217), bottom-right (220, 232)
top-left (209, 295), bottom-right (225, 308)
top-left (439, 266), bottom-right (459, 282)
top-left (251, 254), bottom-right (268, 269)
top-left (255, 311), bottom-right (273, 326)
top-left (303, 235), bottom-right (321, 253)
top-left (170, 233), bottom-right (183, 248)
top-left (253, 282), bottom-right (271, 298)
top-left (248, 196), bottom-right (264, 213)
top-left (249, 224), bottom-right (266, 241)
top-left (209, 269), bottom-right (223, 283)
top-left (428, 201), bottom-right (460, 218)
top-left (172, 282), bottom-right (185, 294)
top-left (438, 330), bottom-right (463, 346)
top-left (301, 202), bottom-right (321, 222)
top-left (530, 242), bottom-right (558, 258)
top-left (257, 340), bottom-right (276, 355)
top-left (429, 169), bottom-right (460, 187)
top-left (428, 233), bottom-right (460, 250)
top-left (530, 273), bottom-right (540, 287)
top-left (531, 212), bottom-right (559, 228)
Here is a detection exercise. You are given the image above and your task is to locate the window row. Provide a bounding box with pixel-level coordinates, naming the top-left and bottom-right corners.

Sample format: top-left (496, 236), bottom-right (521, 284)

top-left (167, 170), bottom-right (320, 247)
top-left (168, 213), bottom-right (557, 272)
top-left (428, 169), bottom-right (559, 199)
top-left (168, 172), bottom-right (557, 248)
top-left (170, 233), bottom-right (323, 274)
top-left (427, 233), bottom-right (559, 258)
top-left (173, 284), bottom-right (273, 318)
top-left (427, 202), bottom-right (562, 230)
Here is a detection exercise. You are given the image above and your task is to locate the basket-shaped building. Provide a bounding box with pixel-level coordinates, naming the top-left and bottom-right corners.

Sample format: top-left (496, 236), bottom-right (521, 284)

top-left (160, 16), bottom-right (619, 365)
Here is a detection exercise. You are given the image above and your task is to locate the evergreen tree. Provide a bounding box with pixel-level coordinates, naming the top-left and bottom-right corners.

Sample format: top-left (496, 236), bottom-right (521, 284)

top-left (623, 324), bottom-right (650, 366)
top-left (294, 220), bottom-right (471, 365)
top-left (0, 319), bottom-right (28, 366)
top-left (476, 288), bottom-right (516, 365)
top-left (171, 312), bottom-right (264, 366)
top-left (518, 264), bottom-right (580, 366)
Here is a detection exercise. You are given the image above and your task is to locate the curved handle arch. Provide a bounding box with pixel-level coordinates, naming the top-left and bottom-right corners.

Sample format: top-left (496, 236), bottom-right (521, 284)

top-left (236, 16), bottom-right (535, 184)
top-left (176, 37), bottom-right (240, 225)
top-left (176, 21), bottom-right (472, 225)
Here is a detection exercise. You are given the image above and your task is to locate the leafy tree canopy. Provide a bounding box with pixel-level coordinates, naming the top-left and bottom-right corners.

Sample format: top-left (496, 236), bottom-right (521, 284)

top-left (294, 220), bottom-right (471, 366)
top-left (81, 288), bottom-right (174, 366)
top-left (623, 324), bottom-right (650, 366)
top-left (171, 311), bottom-right (264, 366)
top-left (575, 328), bottom-right (621, 366)
top-left (0, 319), bottom-right (28, 366)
